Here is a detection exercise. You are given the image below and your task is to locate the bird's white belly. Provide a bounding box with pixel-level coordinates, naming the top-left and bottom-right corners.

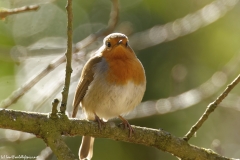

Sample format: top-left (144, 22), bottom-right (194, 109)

top-left (82, 78), bottom-right (145, 121)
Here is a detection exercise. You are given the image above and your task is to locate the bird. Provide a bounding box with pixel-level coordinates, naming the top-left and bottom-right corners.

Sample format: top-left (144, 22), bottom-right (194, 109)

top-left (72, 33), bottom-right (146, 160)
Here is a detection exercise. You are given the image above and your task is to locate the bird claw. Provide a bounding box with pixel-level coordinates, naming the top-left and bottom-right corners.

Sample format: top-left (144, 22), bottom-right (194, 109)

top-left (95, 114), bottom-right (105, 130)
top-left (118, 115), bottom-right (134, 137)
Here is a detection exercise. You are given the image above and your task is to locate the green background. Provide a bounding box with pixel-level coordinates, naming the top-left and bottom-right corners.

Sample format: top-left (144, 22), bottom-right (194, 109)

top-left (0, 0), bottom-right (240, 159)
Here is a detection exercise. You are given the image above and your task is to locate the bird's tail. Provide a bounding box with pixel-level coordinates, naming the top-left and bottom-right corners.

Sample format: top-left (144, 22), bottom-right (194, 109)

top-left (79, 136), bottom-right (95, 160)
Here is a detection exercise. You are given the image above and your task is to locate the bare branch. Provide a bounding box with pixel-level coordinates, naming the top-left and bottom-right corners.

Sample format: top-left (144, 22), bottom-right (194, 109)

top-left (51, 99), bottom-right (59, 117)
top-left (60, 0), bottom-right (73, 113)
top-left (46, 1), bottom-right (75, 157)
top-left (43, 132), bottom-right (77, 160)
top-left (0, 0), bottom-right (119, 110)
top-left (32, 62), bottom-right (85, 112)
top-left (36, 147), bottom-right (53, 160)
top-left (74, 0), bottom-right (119, 52)
top-left (184, 74), bottom-right (240, 141)
top-left (126, 54), bottom-right (240, 119)
top-left (0, 5), bottom-right (39, 20)
top-left (0, 109), bottom-right (236, 160)
top-left (0, 56), bottom-right (65, 109)
top-left (130, 0), bottom-right (239, 50)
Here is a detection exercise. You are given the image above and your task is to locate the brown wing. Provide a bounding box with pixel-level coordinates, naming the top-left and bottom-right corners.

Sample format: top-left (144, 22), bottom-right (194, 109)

top-left (72, 55), bottom-right (102, 118)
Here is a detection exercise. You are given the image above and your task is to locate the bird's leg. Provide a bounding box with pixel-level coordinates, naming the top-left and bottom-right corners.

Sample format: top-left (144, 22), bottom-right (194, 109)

top-left (118, 115), bottom-right (134, 137)
top-left (94, 113), bottom-right (105, 130)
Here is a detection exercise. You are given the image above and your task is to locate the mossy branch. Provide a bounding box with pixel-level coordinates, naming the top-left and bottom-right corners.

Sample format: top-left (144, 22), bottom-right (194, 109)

top-left (43, 130), bottom-right (77, 160)
top-left (0, 109), bottom-right (236, 160)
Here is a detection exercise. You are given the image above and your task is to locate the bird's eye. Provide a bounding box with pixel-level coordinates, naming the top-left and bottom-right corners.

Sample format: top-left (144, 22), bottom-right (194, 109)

top-left (126, 41), bottom-right (128, 47)
top-left (106, 42), bottom-right (111, 48)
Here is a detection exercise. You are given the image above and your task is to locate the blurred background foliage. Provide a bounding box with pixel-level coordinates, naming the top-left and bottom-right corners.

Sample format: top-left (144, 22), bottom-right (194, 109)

top-left (0, 0), bottom-right (240, 159)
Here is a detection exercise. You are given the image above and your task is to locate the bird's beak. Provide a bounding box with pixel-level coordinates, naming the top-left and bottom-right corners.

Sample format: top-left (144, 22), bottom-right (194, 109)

top-left (118, 40), bottom-right (123, 45)
top-left (114, 39), bottom-right (126, 54)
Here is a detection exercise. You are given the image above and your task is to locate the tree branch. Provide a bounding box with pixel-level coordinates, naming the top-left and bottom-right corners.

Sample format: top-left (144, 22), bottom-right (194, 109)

top-left (184, 74), bottom-right (240, 141)
top-left (130, 0), bottom-right (239, 50)
top-left (37, 147), bottom-right (53, 160)
top-left (0, 0), bottom-right (119, 110)
top-left (74, 0), bottom-right (119, 52)
top-left (125, 54), bottom-right (240, 120)
top-left (60, 0), bottom-right (73, 113)
top-left (0, 5), bottom-right (39, 20)
top-left (0, 109), bottom-right (236, 160)
top-left (43, 131), bottom-right (77, 160)
top-left (0, 56), bottom-right (66, 109)
top-left (51, 99), bottom-right (59, 118)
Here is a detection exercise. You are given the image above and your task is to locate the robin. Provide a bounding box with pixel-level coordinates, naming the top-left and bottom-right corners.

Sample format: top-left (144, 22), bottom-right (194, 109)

top-left (72, 33), bottom-right (146, 160)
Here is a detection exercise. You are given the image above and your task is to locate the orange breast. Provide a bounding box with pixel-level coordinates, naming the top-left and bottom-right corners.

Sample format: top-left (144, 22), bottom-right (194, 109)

top-left (103, 45), bottom-right (145, 85)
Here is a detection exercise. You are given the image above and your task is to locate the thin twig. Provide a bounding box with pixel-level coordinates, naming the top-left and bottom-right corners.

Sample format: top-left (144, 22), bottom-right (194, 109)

top-left (0, 0), bottom-right (119, 109)
top-left (130, 0), bottom-right (239, 50)
top-left (0, 56), bottom-right (65, 109)
top-left (126, 53), bottom-right (240, 119)
top-left (183, 74), bottom-right (240, 141)
top-left (51, 99), bottom-right (59, 117)
top-left (36, 147), bottom-right (53, 160)
top-left (74, 0), bottom-right (119, 52)
top-left (33, 62), bottom-right (85, 112)
top-left (0, 5), bottom-right (39, 19)
top-left (60, 0), bottom-right (73, 113)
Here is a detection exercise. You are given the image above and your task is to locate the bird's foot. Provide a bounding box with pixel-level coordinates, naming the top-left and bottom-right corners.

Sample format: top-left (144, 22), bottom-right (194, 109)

top-left (118, 115), bottom-right (134, 137)
top-left (95, 114), bottom-right (105, 130)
